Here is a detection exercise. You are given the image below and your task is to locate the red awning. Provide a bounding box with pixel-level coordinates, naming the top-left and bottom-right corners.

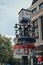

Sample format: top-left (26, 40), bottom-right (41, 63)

top-left (27, 44), bottom-right (35, 49)
top-left (14, 43), bottom-right (35, 51)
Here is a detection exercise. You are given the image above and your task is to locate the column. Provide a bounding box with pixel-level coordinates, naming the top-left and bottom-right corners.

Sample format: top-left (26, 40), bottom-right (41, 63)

top-left (38, 17), bottom-right (42, 42)
top-left (31, 58), bottom-right (33, 65)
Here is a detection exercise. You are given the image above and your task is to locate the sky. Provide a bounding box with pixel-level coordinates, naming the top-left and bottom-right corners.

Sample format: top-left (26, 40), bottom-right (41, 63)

top-left (0, 0), bottom-right (32, 37)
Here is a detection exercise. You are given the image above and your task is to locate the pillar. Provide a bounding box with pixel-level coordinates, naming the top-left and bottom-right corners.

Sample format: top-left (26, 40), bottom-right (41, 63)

top-left (38, 17), bottom-right (42, 42)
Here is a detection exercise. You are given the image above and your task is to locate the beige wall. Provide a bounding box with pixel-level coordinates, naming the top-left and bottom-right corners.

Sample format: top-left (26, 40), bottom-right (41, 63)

top-left (29, 0), bottom-right (43, 11)
top-left (27, 0), bottom-right (43, 46)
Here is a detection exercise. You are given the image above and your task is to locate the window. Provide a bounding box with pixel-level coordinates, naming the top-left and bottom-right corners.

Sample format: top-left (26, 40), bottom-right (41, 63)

top-left (33, 20), bottom-right (39, 39)
top-left (41, 16), bottom-right (43, 20)
top-left (33, 20), bottom-right (38, 27)
top-left (41, 16), bottom-right (43, 40)
top-left (32, 0), bottom-right (38, 5)
top-left (32, 8), bottom-right (37, 14)
top-left (39, 3), bottom-right (43, 9)
top-left (35, 28), bottom-right (38, 34)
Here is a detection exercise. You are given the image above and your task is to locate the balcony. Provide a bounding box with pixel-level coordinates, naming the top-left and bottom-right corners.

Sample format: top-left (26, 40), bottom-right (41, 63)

top-left (19, 17), bottom-right (30, 23)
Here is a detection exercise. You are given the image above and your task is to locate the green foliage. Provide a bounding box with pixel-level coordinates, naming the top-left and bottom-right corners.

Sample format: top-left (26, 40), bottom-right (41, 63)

top-left (14, 58), bottom-right (22, 65)
top-left (0, 34), bottom-right (13, 63)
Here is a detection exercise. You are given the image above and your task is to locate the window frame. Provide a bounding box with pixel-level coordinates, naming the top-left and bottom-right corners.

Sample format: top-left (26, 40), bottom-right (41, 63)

top-left (39, 2), bottom-right (43, 9)
top-left (32, 8), bottom-right (37, 14)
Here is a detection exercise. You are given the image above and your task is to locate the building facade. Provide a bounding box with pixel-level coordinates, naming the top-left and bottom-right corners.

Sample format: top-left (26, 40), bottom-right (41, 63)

top-left (14, 0), bottom-right (43, 57)
top-left (28, 0), bottom-right (43, 49)
top-left (14, 0), bottom-right (43, 64)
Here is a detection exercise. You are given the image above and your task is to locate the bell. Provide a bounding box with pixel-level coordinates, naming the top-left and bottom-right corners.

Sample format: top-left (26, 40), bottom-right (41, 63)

top-left (15, 30), bottom-right (18, 33)
top-left (16, 34), bottom-right (19, 37)
top-left (14, 24), bottom-right (17, 28)
top-left (28, 24), bottom-right (31, 27)
top-left (18, 25), bottom-right (22, 30)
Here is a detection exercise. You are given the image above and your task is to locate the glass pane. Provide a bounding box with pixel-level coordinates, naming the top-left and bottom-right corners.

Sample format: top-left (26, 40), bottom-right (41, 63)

top-left (39, 3), bottom-right (43, 9)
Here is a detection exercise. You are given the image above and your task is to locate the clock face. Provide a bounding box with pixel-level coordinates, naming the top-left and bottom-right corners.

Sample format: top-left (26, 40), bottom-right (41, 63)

top-left (19, 9), bottom-right (31, 22)
top-left (23, 10), bottom-right (30, 19)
